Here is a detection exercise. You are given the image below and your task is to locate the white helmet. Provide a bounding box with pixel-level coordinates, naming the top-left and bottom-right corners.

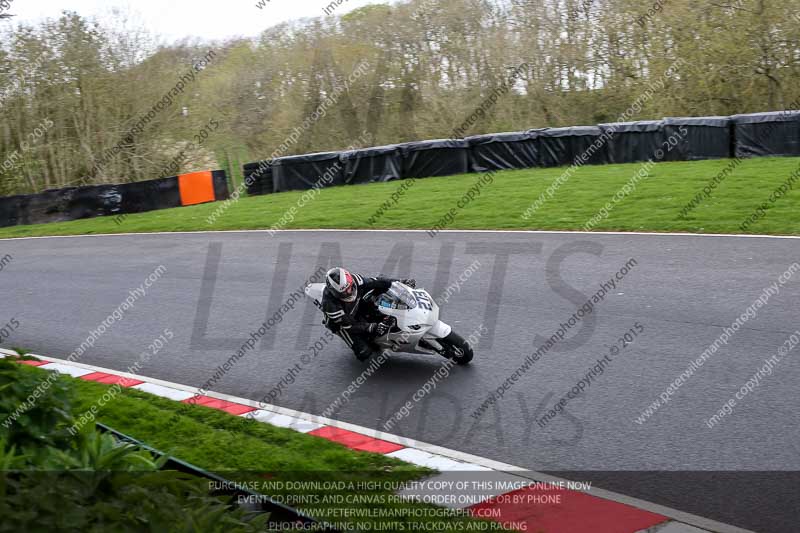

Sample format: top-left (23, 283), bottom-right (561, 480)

top-left (325, 267), bottom-right (357, 303)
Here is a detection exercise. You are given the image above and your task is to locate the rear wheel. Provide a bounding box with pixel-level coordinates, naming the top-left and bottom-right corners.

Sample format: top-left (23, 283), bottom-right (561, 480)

top-left (439, 332), bottom-right (473, 365)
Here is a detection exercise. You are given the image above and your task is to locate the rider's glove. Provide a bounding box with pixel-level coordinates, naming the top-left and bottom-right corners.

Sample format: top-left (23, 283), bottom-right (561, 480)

top-left (369, 322), bottom-right (390, 337)
top-left (402, 278), bottom-right (416, 288)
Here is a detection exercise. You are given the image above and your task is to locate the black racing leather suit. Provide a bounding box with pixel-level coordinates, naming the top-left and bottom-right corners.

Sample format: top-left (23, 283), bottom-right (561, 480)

top-left (322, 273), bottom-right (402, 361)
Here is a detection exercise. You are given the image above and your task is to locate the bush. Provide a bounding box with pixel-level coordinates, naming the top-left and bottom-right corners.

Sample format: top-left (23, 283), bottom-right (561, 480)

top-left (0, 359), bottom-right (270, 532)
top-left (0, 358), bottom-right (73, 450)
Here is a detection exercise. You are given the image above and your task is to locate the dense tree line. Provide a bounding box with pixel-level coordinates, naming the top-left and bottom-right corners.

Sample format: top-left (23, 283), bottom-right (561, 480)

top-left (0, 0), bottom-right (798, 195)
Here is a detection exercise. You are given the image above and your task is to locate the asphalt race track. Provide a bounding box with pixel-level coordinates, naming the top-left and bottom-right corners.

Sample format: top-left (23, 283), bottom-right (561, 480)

top-left (2, 230), bottom-right (799, 532)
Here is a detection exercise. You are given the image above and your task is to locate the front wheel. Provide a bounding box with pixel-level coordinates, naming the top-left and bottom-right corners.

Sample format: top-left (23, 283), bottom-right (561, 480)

top-left (439, 332), bottom-right (473, 365)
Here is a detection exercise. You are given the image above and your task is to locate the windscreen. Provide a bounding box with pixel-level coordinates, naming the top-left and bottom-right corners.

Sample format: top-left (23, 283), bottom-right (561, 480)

top-left (377, 282), bottom-right (418, 310)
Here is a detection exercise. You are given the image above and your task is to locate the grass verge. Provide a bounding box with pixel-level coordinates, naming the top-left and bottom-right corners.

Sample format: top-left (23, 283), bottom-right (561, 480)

top-left (19, 362), bottom-right (513, 531)
top-left (0, 157), bottom-right (797, 240)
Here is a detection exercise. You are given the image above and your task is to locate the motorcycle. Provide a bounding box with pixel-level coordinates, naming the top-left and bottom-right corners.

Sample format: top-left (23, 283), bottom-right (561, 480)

top-left (304, 281), bottom-right (473, 365)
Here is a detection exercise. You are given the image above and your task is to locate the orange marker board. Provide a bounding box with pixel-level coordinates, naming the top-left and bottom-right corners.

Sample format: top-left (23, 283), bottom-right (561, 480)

top-left (178, 171), bottom-right (216, 206)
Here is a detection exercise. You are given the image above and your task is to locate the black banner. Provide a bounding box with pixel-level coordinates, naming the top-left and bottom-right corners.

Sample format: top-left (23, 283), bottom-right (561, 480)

top-left (241, 110), bottom-right (799, 196)
top-left (0, 171), bottom-right (228, 229)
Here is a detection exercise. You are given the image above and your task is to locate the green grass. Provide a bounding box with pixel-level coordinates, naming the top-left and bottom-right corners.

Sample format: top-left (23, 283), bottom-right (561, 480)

top-left (17, 363), bottom-right (512, 531)
top-left (1, 156), bottom-right (799, 239)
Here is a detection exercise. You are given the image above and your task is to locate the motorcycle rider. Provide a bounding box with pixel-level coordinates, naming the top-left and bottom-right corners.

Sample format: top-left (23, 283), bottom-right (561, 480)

top-left (322, 267), bottom-right (416, 361)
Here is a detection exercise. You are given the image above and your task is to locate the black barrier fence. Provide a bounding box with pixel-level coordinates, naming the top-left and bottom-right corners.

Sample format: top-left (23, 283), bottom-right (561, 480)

top-left (600, 120), bottom-right (666, 164)
top-left (731, 111), bottom-right (800, 158)
top-left (532, 128), bottom-right (572, 168)
top-left (533, 126), bottom-right (612, 168)
top-left (211, 171), bottom-right (230, 202)
top-left (4, 113), bottom-right (799, 218)
top-left (397, 139), bottom-right (471, 178)
top-left (663, 116), bottom-right (732, 161)
top-left (272, 151), bottom-right (345, 192)
top-left (467, 132), bottom-right (538, 172)
top-left (236, 109), bottom-right (799, 196)
top-left (0, 170), bottom-right (229, 228)
top-left (244, 162), bottom-right (273, 195)
top-left (341, 144), bottom-right (402, 184)
top-left (565, 126), bottom-right (612, 166)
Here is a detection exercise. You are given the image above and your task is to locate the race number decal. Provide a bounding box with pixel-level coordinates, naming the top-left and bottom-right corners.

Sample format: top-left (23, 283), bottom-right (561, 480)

top-left (414, 291), bottom-right (433, 310)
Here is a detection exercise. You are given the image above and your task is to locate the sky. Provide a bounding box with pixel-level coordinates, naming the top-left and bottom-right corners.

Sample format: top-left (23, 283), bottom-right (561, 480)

top-left (4, 0), bottom-right (389, 42)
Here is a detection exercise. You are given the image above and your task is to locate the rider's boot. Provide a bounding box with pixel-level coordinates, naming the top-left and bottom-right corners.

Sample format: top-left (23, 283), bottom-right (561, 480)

top-left (352, 337), bottom-right (375, 362)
